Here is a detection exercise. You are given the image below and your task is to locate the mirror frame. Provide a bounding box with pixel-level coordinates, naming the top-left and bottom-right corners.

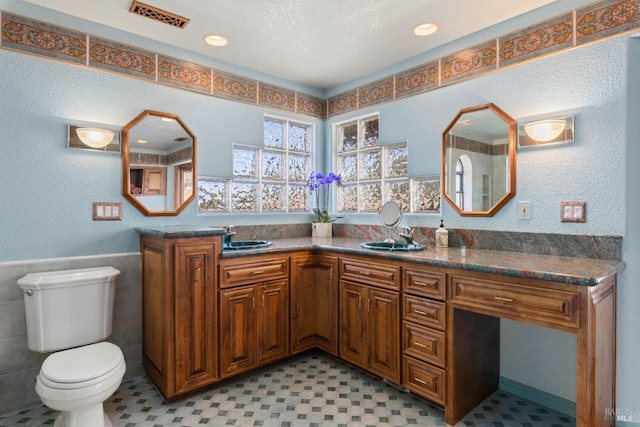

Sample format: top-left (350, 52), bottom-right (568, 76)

top-left (122, 110), bottom-right (197, 216)
top-left (441, 103), bottom-right (516, 217)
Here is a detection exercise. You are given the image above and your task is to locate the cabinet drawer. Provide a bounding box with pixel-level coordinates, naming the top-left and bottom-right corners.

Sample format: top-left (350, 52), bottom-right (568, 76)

top-left (220, 258), bottom-right (288, 288)
top-left (402, 356), bottom-right (445, 406)
top-left (403, 321), bottom-right (445, 368)
top-left (340, 258), bottom-right (400, 290)
top-left (403, 268), bottom-right (446, 300)
top-left (449, 275), bottom-right (580, 329)
top-left (403, 295), bottom-right (446, 330)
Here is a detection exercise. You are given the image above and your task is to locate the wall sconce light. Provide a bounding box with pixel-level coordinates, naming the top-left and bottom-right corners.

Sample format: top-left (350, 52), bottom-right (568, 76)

top-left (68, 125), bottom-right (121, 152)
top-left (518, 115), bottom-right (574, 149)
top-left (75, 127), bottom-right (114, 148)
top-left (523, 119), bottom-right (566, 142)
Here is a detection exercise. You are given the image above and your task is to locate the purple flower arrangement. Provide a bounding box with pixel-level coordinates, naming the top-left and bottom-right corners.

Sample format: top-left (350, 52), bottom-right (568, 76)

top-left (308, 171), bottom-right (342, 223)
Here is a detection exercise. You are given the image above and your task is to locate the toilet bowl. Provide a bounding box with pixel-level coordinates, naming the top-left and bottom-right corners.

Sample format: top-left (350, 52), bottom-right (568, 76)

top-left (35, 342), bottom-right (126, 427)
top-left (18, 267), bottom-right (126, 427)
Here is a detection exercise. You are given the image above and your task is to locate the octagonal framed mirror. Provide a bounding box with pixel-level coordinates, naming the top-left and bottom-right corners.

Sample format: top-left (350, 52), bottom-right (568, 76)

top-left (442, 103), bottom-right (516, 217)
top-left (122, 110), bottom-right (196, 216)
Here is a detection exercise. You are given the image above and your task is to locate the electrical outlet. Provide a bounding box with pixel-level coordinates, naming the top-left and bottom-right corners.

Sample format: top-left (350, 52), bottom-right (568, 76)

top-left (518, 201), bottom-right (531, 220)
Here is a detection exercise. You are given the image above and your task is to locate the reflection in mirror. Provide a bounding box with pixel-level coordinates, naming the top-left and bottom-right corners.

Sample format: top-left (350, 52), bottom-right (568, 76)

top-left (122, 110), bottom-right (196, 216)
top-left (379, 201), bottom-right (402, 242)
top-left (442, 103), bottom-right (516, 216)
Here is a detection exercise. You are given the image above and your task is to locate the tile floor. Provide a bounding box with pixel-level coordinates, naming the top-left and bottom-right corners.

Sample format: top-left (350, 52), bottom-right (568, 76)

top-left (0, 352), bottom-right (575, 427)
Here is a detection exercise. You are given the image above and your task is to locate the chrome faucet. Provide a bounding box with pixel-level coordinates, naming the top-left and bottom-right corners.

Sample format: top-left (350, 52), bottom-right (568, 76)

top-left (399, 226), bottom-right (416, 244)
top-left (223, 225), bottom-right (236, 245)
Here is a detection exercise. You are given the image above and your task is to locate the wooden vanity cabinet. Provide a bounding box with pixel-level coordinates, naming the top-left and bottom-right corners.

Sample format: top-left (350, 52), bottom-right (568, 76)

top-left (290, 253), bottom-right (339, 355)
top-left (140, 234), bottom-right (219, 400)
top-left (446, 271), bottom-right (616, 427)
top-left (339, 256), bottom-right (401, 384)
top-left (137, 233), bottom-right (617, 426)
top-left (401, 267), bottom-right (447, 406)
top-left (219, 256), bottom-right (289, 378)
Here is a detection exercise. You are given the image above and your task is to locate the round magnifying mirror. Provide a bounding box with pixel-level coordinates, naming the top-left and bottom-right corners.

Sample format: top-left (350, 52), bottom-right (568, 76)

top-left (379, 201), bottom-right (402, 242)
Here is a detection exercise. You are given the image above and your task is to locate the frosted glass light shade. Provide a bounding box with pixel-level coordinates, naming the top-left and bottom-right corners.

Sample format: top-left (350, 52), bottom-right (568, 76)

top-left (523, 119), bottom-right (566, 142)
top-left (75, 127), bottom-right (115, 148)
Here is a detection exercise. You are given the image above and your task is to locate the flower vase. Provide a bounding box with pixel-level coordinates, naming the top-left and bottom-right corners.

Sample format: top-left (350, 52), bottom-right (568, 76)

top-left (312, 222), bottom-right (332, 238)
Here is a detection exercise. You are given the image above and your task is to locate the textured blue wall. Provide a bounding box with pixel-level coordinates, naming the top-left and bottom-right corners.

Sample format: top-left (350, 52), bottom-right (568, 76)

top-left (0, 0), bottom-right (637, 416)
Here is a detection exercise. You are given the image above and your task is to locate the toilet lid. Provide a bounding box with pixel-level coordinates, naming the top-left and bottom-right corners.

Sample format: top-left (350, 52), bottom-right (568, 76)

top-left (40, 342), bottom-right (123, 384)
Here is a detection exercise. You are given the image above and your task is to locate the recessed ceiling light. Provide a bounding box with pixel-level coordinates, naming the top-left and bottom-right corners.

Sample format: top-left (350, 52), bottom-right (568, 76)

top-left (204, 34), bottom-right (228, 47)
top-left (413, 22), bottom-right (438, 36)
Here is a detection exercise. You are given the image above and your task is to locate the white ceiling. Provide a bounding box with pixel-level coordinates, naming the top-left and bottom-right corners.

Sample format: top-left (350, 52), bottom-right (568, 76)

top-left (22, 0), bottom-right (557, 89)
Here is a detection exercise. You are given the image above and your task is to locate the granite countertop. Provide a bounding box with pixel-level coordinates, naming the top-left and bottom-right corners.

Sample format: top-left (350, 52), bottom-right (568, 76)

top-left (136, 226), bottom-right (227, 238)
top-left (219, 236), bottom-right (625, 287)
top-left (135, 227), bottom-right (624, 286)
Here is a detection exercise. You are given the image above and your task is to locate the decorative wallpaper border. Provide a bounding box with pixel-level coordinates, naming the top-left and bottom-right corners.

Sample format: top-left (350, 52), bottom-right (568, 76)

top-left (327, 0), bottom-right (640, 118)
top-left (0, 11), bottom-right (325, 119)
top-left (1, 0), bottom-right (639, 120)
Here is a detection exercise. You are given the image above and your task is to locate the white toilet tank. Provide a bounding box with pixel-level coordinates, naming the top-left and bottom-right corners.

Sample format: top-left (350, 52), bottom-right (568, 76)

top-left (18, 266), bottom-right (120, 352)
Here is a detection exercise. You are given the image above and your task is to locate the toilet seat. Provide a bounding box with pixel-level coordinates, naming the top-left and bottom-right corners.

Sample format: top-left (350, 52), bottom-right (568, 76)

top-left (39, 342), bottom-right (124, 390)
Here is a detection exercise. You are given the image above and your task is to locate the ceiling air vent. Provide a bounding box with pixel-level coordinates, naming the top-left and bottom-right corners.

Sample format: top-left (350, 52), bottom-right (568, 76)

top-left (129, 1), bottom-right (190, 29)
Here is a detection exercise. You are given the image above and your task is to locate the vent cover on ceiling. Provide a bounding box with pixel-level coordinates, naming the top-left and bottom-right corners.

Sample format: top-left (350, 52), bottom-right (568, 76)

top-left (129, 1), bottom-right (190, 29)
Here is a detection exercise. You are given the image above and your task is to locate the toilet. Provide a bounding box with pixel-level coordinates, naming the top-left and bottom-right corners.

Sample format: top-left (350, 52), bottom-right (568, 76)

top-left (18, 266), bottom-right (126, 427)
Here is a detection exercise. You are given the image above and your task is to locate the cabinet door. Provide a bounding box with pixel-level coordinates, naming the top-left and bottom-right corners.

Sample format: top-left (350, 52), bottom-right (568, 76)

top-left (257, 279), bottom-right (289, 365)
top-left (339, 280), bottom-right (368, 369)
top-left (368, 287), bottom-right (400, 383)
top-left (290, 255), bottom-right (338, 355)
top-left (174, 242), bottom-right (218, 394)
top-left (219, 286), bottom-right (256, 378)
top-left (141, 238), bottom-right (168, 392)
top-left (144, 167), bottom-right (166, 195)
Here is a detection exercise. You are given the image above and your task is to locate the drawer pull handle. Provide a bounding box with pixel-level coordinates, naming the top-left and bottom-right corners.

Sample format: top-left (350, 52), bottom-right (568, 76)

top-left (495, 296), bottom-right (513, 302)
top-left (414, 281), bottom-right (428, 287)
top-left (359, 271), bottom-right (371, 275)
top-left (413, 377), bottom-right (427, 385)
top-left (414, 341), bottom-right (427, 348)
top-left (252, 270), bottom-right (265, 275)
top-left (414, 309), bottom-right (434, 317)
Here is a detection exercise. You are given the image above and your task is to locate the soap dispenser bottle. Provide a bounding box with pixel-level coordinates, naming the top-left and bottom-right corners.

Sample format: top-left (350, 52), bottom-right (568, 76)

top-left (435, 219), bottom-right (448, 248)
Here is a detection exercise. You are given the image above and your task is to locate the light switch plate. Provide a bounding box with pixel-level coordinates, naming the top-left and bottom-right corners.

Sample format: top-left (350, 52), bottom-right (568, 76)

top-left (560, 201), bottom-right (586, 223)
top-left (93, 202), bottom-right (122, 221)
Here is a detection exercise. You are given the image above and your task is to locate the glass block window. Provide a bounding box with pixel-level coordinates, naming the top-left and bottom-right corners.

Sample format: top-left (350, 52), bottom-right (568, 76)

top-left (412, 175), bottom-right (441, 213)
top-left (198, 116), bottom-right (312, 214)
top-left (336, 114), bottom-right (438, 214)
top-left (197, 178), bottom-right (229, 212)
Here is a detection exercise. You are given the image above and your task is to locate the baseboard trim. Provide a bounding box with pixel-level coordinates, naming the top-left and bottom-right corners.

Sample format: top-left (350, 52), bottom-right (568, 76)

top-left (499, 377), bottom-right (575, 418)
